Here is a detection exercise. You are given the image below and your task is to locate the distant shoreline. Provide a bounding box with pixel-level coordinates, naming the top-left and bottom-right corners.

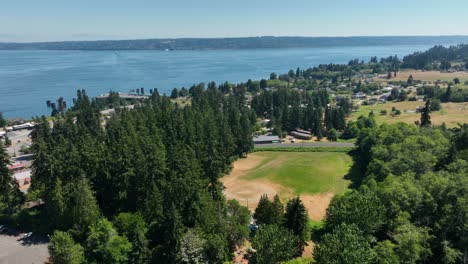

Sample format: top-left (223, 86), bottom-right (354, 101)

top-left (1, 35), bottom-right (468, 51)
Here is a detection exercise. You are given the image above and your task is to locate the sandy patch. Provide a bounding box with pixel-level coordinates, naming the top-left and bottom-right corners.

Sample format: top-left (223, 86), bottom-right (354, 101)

top-left (300, 193), bottom-right (334, 221)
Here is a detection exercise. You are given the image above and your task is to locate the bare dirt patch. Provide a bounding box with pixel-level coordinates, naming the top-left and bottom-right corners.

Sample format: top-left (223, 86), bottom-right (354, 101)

top-left (300, 193), bottom-right (334, 221)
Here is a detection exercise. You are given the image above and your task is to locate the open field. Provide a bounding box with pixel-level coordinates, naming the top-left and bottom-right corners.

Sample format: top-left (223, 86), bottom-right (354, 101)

top-left (375, 70), bottom-right (468, 84)
top-left (351, 101), bottom-right (468, 127)
top-left (221, 151), bottom-right (351, 221)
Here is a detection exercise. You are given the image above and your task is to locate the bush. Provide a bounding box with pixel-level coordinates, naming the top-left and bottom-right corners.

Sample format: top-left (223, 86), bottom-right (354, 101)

top-left (430, 99), bottom-right (442, 111)
top-left (380, 110), bottom-right (387, 115)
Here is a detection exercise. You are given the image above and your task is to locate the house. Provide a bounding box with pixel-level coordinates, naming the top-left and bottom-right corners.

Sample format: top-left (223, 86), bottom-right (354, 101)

top-left (7, 162), bottom-right (27, 174)
top-left (352, 92), bottom-right (367, 99)
top-left (378, 93), bottom-right (390, 102)
top-left (13, 170), bottom-right (31, 188)
top-left (253, 135), bottom-right (280, 144)
top-left (291, 128), bottom-right (312, 140)
top-left (382, 86), bottom-right (393, 92)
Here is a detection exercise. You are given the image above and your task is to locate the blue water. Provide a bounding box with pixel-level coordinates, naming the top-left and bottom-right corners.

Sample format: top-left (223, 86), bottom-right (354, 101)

top-left (0, 45), bottom-right (435, 118)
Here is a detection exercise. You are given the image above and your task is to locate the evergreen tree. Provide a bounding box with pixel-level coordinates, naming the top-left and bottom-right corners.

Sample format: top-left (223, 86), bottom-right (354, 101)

top-left (420, 99), bottom-right (432, 127)
top-left (0, 112), bottom-right (6, 127)
top-left (271, 195), bottom-right (285, 226)
top-left (0, 141), bottom-right (22, 215)
top-left (284, 197), bottom-right (309, 255)
top-left (254, 194), bottom-right (273, 225)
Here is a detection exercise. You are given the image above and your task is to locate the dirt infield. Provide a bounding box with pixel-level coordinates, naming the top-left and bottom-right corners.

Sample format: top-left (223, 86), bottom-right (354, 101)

top-left (221, 153), bottom-right (343, 221)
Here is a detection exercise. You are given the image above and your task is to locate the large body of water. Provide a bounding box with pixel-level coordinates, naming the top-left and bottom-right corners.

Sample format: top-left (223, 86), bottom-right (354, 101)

top-left (1, 45), bottom-right (436, 118)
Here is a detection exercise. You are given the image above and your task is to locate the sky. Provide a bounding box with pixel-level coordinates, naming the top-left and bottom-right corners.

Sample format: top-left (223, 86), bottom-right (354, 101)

top-left (1, 0), bottom-right (468, 42)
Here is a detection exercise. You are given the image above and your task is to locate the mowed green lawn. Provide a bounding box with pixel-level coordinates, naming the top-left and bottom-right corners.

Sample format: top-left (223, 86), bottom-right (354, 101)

top-left (242, 151), bottom-right (351, 195)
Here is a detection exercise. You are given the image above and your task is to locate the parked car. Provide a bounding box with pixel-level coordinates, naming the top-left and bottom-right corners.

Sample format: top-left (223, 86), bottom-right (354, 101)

top-left (0, 225), bottom-right (7, 233)
top-left (23, 232), bottom-right (33, 238)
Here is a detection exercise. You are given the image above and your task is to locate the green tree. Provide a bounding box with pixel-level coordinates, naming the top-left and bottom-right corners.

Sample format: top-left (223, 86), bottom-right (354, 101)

top-left (225, 200), bottom-right (250, 250)
top-left (314, 223), bottom-right (375, 264)
top-left (0, 141), bottom-right (22, 215)
top-left (392, 222), bottom-right (431, 264)
top-left (327, 128), bottom-right (338, 142)
top-left (271, 195), bottom-right (285, 226)
top-left (47, 177), bottom-right (65, 229)
top-left (113, 212), bottom-right (150, 264)
top-left (253, 194), bottom-right (273, 225)
top-left (270, 73), bottom-right (278, 80)
top-left (0, 112), bottom-right (6, 127)
top-left (49, 231), bottom-right (85, 264)
top-left (179, 229), bottom-right (208, 264)
top-left (260, 79), bottom-right (268, 90)
top-left (325, 190), bottom-right (386, 236)
top-left (252, 225), bottom-right (298, 264)
top-left (170, 88), bottom-right (179, 99)
top-left (86, 218), bottom-right (132, 264)
top-left (284, 197), bottom-right (309, 254)
top-left (63, 177), bottom-right (100, 237)
top-left (420, 99), bottom-right (432, 127)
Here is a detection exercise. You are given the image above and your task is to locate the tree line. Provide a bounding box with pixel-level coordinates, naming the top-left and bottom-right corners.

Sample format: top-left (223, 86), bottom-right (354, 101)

top-left (1, 86), bottom-right (258, 263)
top-left (314, 122), bottom-right (468, 263)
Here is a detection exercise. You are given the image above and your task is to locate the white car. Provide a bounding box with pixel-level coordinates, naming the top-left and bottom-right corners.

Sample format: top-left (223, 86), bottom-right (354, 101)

top-left (23, 232), bottom-right (33, 238)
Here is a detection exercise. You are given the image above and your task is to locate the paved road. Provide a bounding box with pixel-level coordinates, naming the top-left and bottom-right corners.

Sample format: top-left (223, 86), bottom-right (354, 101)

top-left (0, 233), bottom-right (49, 264)
top-left (254, 142), bottom-right (355, 148)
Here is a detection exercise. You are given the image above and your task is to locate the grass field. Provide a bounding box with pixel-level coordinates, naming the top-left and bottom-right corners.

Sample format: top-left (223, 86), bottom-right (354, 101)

top-left (242, 152), bottom-right (351, 195)
top-left (221, 151), bottom-right (351, 221)
top-left (375, 69), bottom-right (468, 84)
top-left (350, 101), bottom-right (468, 127)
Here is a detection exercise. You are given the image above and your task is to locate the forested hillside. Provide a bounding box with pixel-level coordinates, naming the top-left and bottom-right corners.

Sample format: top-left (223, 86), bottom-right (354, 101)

top-left (403, 44), bottom-right (468, 70)
top-left (2, 36), bottom-right (468, 50)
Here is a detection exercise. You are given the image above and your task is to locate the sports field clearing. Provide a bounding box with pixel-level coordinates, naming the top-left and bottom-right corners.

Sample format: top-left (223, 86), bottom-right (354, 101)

top-left (351, 101), bottom-right (468, 127)
top-left (221, 151), bottom-right (351, 220)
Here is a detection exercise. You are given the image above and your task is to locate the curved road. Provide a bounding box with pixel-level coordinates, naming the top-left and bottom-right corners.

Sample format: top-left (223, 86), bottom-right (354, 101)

top-left (254, 142), bottom-right (355, 148)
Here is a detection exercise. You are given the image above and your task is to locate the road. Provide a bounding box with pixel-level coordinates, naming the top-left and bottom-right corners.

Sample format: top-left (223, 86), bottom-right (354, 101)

top-left (254, 142), bottom-right (355, 148)
top-left (0, 232), bottom-right (49, 264)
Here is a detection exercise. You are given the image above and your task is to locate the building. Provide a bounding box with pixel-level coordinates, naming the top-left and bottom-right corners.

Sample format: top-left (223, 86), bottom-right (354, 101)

top-left (7, 162), bottom-right (27, 174)
top-left (352, 92), bottom-right (367, 99)
top-left (291, 128), bottom-right (312, 140)
top-left (253, 135), bottom-right (280, 144)
top-left (13, 170), bottom-right (31, 188)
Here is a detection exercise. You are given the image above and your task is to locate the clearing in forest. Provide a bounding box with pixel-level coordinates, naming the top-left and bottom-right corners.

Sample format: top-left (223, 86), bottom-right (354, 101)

top-left (350, 101), bottom-right (468, 127)
top-left (221, 151), bottom-right (351, 221)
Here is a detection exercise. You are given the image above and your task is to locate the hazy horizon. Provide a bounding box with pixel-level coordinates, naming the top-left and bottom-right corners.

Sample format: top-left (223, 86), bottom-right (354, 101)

top-left (2, 0), bottom-right (468, 42)
top-left (2, 34), bottom-right (468, 44)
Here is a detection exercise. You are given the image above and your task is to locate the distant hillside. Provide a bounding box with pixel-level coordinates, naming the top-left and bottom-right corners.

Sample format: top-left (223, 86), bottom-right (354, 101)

top-left (2, 36), bottom-right (468, 50)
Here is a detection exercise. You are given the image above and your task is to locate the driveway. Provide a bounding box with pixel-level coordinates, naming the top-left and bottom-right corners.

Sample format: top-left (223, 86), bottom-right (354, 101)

top-left (0, 232), bottom-right (49, 264)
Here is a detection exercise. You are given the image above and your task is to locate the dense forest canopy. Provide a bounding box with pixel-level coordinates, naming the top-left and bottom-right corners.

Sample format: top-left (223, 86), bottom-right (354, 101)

top-left (314, 123), bottom-right (468, 263)
top-left (2, 36), bottom-right (468, 50)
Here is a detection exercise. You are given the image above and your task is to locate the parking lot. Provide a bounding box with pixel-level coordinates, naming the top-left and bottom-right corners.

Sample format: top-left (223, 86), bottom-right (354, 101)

top-left (0, 232), bottom-right (49, 264)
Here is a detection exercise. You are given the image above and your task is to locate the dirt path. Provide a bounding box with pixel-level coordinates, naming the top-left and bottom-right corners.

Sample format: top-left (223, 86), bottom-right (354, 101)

top-left (221, 153), bottom-right (335, 221)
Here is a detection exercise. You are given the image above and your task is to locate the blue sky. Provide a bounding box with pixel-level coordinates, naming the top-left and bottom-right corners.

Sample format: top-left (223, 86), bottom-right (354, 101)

top-left (1, 0), bottom-right (468, 42)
